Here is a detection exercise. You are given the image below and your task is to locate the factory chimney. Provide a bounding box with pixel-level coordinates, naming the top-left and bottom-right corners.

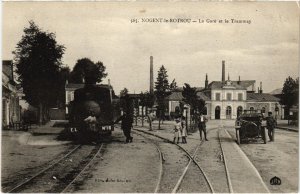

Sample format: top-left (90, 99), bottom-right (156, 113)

top-left (150, 56), bottom-right (154, 94)
top-left (259, 82), bottom-right (263, 94)
top-left (222, 60), bottom-right (225, 83)
top-left (205, 73), bottom-right (208, 89)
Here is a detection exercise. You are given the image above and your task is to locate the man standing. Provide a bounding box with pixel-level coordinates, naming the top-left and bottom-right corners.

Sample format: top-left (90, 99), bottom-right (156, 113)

top-left (266, 112), bottom-right (276, 142)
top-left (147, 111), bottom-right (153, 131)
top-left (198, 113), bottom-right (208, 141)
top-left (115, 112), bottom-right (133, 143)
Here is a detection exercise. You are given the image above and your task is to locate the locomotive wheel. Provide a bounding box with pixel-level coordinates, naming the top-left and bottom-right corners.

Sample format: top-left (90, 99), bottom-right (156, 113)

top-left (263, 127), bottom-right (267, 144)
top-left (236, 129), bottom-right (241, 145)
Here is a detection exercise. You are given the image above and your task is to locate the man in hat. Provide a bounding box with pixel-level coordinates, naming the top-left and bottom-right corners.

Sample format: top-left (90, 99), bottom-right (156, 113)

top-left (198, 113), bottom-right (208, 141)
top-left (266, 112), bottom-right (276, 142)
top-left (115, 112), bottom-right (133, 143)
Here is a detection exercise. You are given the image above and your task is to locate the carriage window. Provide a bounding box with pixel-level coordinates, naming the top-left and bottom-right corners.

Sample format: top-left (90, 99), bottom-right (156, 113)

top-left (216, 93), bottom-right (220, 101)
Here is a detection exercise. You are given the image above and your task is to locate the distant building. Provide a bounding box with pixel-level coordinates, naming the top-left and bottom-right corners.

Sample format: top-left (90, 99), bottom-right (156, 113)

top-left (2, 60), bottom-right (20, 127)
top-left (165, 60), bottom-right (283, 120)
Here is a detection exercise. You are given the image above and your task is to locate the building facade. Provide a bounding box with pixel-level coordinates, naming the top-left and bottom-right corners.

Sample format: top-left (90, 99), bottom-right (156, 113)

top-left (165, 61), bottom-right (282, 120)
top-left (2, 60), bottom-right (20, 127)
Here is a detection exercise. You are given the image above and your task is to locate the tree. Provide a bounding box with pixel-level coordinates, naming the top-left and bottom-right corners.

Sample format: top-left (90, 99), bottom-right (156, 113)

top-left (13, 21), bottom-right (65, 124)
top-left (170, 79), bottom-right (178, 91)
top-left (281, 76), bottom-right (299, 119)
top-left (69, 58), bottom-right (107, 84)
top-left (182, 83), bottom-right (205, 130)
top-left (120, 88), bottom-right (129, 97)
top-left (155, 65), bottom-right (170, 129)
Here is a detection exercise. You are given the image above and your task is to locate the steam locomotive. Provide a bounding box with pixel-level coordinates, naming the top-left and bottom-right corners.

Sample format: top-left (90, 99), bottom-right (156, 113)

top-left (68, 84), bottom-right (120, 143)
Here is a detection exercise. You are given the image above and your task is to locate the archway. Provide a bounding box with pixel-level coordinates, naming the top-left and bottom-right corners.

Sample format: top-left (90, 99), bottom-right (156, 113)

top-left (226, 106), bottom-right (232, 119)
top-left (237, 106), bottom-right (243, 117)
top-left (215, 106), bottom-right (221, 119)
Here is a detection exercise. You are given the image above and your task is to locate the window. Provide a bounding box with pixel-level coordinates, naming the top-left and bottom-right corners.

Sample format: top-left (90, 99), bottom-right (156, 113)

top-left (238, 93), bottom-right (243, 101)
top-left (216, 93), bottom-right (221, 101)
top-left (227, 93), bottom-right (232, 100)
top-left (261, 107), bottom-right (266, 113)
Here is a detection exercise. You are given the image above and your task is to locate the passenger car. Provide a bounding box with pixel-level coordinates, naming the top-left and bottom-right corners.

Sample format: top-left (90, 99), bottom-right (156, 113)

top-left (235, 110), bottom-right (267, 144)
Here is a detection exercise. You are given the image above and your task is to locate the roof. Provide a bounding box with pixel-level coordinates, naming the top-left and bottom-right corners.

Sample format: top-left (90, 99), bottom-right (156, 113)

top-left (173, 87), bottom-right (204, 92)
top-left (197, 92), bottom-right (211, 101)
top-left (247, 93), bottom-right (280, 102)
top-left (65, 83), bottom-right (84, 89)
top-left (166, 91), bottom-right (183, 101)
top-left (270, 88), bottom-right (282, 95)
top-left (208, 80), bottom-right (255, 90)
top-left (2, 60), bottom-right (13, 81)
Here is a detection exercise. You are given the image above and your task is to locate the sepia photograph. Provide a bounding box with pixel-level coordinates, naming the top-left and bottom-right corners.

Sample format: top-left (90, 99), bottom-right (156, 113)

top-left (2, 1), bottom-right (299, 193)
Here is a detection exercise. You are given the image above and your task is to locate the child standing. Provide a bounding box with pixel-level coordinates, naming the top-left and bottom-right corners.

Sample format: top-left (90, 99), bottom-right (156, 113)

top-left (173, 118), bottom-right (182, 144)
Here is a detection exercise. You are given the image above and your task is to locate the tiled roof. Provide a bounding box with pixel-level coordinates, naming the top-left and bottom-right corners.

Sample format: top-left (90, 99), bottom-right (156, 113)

top-left (65, 83), bottom-right (84, 88)
top-left (2, 60), bottom-right (13, 80)
top-left (208, 80), bottom-right (255, 90)
top-left (197, 92), bottom-right (211, 101)
top-left (173, 87), bottom-right (204, 92)
top-left (65, 83), bottom-right (112, 90)
top-left (166, 92), bottom-right (183, 101)
top-left (247, 93), bottom-right (280, 102)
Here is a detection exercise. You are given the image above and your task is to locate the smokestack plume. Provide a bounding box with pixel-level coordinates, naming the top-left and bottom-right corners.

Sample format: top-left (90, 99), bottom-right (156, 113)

top-left (222, 60), bottom-right (225, 82)
top-left (150, 56), bottom-right (154, 94)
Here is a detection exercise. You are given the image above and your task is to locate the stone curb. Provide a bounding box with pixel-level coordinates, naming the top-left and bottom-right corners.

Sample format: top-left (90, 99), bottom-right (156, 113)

top-left (276, 126), bottom-right (298, 132)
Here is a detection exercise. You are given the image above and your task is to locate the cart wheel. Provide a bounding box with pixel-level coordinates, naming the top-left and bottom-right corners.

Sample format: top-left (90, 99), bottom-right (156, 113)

top-left (263, 127), bottom-right (267, 144)
top-left (236, 129), bottom-right (240, 145)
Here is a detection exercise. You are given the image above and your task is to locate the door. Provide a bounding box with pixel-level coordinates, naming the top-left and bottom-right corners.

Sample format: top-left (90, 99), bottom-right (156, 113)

top-left (215, 106), bottom-right (220, 119)
top-left (226, 106), bottom-right (232, 119)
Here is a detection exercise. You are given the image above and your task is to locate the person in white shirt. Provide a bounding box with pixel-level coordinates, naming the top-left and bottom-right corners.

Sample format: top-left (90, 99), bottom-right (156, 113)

top-left (173, 118), bottom-right (182, 144)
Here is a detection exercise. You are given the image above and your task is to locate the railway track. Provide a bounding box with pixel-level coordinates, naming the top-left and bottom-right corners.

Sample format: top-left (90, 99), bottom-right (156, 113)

top-left (217, 128), bottom-right (233, 193)
top-left (131, 131), bottom-right (164, 193)
top-left (133, 127), bottom-right (216, 193)
top-left (7, 143), bottom-right (105, 193)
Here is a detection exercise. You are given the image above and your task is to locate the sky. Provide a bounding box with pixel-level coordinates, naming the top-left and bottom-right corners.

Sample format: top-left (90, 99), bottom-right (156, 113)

top-left (2, 2), bottom-right (299, 94)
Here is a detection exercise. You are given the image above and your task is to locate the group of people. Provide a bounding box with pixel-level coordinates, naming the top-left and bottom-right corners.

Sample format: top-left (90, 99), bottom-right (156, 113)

top-left (173, 117), bottom-right (187, 144)
top-left (173, 113), bottom-right (209, 144)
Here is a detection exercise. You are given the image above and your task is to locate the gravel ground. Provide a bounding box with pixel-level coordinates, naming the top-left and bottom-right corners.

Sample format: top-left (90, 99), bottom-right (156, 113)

top-left (226, 126), bottom-right (298, 193)
top-left (64, 129), bottom-right (161, 193)
top-left (1, 130), bottom-right (73, 192)
top-left (2, 120), bottom-right (297, 193)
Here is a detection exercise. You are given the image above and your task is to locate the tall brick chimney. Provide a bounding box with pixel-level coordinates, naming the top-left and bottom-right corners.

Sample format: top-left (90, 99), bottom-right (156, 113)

top-left (259, 82), bottom-right (263, 94)
top-left (222, 60), bottom-right (225, 82)
top-left (150, 56), bottom-right (154, 94)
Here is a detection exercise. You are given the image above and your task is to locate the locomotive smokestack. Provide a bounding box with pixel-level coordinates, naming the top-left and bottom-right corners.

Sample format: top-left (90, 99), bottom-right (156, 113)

top-left (222, 60), bottom-right (225, 82)
top-left (150, 56), bottom-right (154, 94)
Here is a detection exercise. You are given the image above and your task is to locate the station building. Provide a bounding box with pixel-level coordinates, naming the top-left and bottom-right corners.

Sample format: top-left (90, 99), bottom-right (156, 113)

top-left (166, 61), bottom-right (283, 120)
